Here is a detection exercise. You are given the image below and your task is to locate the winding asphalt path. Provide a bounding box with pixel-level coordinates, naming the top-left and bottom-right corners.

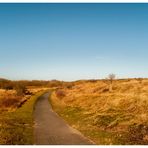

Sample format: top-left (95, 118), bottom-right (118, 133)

top-left (33, 92), bottom-right (94, 145)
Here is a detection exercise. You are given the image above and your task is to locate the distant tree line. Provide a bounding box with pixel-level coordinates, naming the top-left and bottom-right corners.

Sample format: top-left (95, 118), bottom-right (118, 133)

top-left (0, 79), bottom-right (65, 88)
top-left (0, 78), bottom-right (68, 96)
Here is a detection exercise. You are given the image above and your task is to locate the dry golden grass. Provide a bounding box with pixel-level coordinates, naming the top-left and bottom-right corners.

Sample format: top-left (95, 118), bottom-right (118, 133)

top-left (27, 87), bottom-right (49, 94)
top-left (0, 91), bottom-right (47, 144)
top-left (0, 87), bottom-right (48, 111)
top-left (51, 79), bottom-right (148, 144)
top-left (0, 90), bottom-right (19, 111)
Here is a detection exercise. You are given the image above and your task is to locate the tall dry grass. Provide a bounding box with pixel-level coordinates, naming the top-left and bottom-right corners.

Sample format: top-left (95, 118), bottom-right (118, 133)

top-left (51, 79), bottom-right (148, 144)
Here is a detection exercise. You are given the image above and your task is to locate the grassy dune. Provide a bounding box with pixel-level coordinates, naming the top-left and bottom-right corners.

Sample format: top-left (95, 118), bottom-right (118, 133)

top-left (50, 79), bottom-right (148, 145)
top-left (0, 91), bottom-right (46, 144)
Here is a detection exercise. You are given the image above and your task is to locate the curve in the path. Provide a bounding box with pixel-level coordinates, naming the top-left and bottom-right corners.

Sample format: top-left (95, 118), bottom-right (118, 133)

top-left (33, 92), bottom-right (94, 145)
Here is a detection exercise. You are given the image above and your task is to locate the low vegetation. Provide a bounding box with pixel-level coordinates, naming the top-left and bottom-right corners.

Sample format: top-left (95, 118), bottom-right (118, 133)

top-left (50, 78), bottom-right (148, 145)
top-left (0, 91), bottom-right (47, 144)
top-left (0, 78), bottom-right (64, 111)
top-left (1, 77), bottom-right (148, 145)
top-left (0, 78), bottom-right (52, 144)
top-left (0, 78), bottom-right (64, 91)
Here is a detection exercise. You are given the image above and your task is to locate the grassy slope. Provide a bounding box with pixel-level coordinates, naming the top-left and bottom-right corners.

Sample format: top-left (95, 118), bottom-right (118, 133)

top-left (50, 79), bottom-right (148, 145)
top-left (0, 91), bottom-right (47, 145)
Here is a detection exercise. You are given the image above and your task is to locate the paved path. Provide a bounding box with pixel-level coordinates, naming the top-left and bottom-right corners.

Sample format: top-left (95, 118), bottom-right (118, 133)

top-left (33, 92), bottom-right (94, 145)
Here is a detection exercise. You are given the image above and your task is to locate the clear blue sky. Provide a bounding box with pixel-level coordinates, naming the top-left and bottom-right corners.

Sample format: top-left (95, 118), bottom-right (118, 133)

top-left (0, 3), bottom-right (148, 81)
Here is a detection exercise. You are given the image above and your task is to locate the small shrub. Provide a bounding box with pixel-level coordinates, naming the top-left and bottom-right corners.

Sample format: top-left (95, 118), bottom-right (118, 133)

top-left (102, 88), bottom-right (109, 93)
top-left (55, 90), bottom-right (66, 99)
top-left (14, 83), bottom-right (26, 96)
top-left (88, 79), bottom-right (97, 83)
top-left (66, 83), bottom-right (74, 89)
top-left (0, 96), bottom-right (21, 108)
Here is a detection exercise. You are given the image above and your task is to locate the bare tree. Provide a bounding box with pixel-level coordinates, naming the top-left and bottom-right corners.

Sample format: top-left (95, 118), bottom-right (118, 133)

top-left (108, 73), bottom-right (116, 92)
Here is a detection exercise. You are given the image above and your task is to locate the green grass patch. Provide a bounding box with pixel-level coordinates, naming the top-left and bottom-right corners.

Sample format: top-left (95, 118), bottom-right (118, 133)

top-left (0, 90), bottom-right (48, 145)
top-left (51, 105), bottom-right (119, 144)
top-left (59, 107), bottom-right (86, 123)
top-left (82, 129), bottom-right (119, 145)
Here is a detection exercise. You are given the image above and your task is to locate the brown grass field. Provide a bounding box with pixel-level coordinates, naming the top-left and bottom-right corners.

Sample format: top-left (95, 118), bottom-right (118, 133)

top-left (50, 78), bottom-right (148, 145)
top-left (0, 85), bottom-right (49, 144)
top-left (1, 78), bottom-right (148, 145)
top-left (0, 87), bottom-right (48, 112)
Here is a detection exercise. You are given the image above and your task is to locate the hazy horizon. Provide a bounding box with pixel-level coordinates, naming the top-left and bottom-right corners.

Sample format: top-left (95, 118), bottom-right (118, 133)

top-left (0, 3), bottom-right (148, 81)
top-left (1, 76), bottom-right (148, 82)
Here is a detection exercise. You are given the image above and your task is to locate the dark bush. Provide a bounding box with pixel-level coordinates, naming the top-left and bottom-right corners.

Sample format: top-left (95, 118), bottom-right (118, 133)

top-left (0, 97), bottom-right (21, 108)
top-left (55, 90), bottom-right (66, 99)
top-left (126, 124), bottom-right (148, 144)
top-left (117, 124), bottom-right (148, 145)
top-left (14, 83), bottom-right (27, 96)
top-left (102, 88), bottom-right (109, 93)
top-left (65, 82), bottom-right (74, 89)
top-left (0, 79), bottom-right (14, 90)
